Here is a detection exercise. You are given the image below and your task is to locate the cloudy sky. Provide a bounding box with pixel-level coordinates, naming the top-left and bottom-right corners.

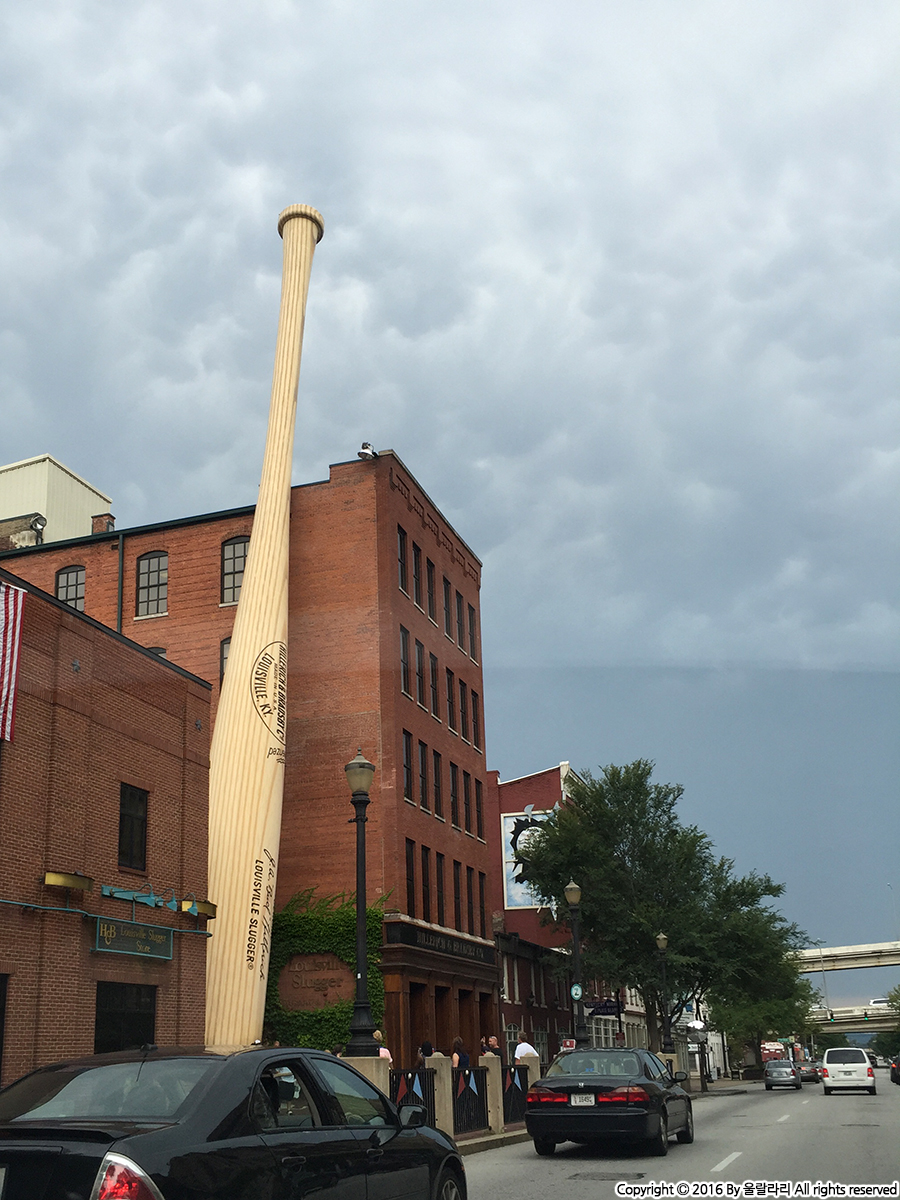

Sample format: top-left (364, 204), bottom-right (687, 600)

top-left (3, 2), bottom-right (898, 1004)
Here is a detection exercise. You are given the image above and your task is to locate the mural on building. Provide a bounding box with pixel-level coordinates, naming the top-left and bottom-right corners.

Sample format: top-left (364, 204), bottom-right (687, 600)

top-left (502, 805), bottom-right (559, 909)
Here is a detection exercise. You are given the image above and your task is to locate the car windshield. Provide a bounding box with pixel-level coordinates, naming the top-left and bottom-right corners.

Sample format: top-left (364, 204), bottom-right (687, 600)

top-left (767, 1062), bottom-right (791, 1070)
top-left (546, 1053), bottom-right (640, 1077)
top-left (0, 1058), bottom-right (221, 1122)
top-left (825, 1050), bottom-right (866, 1064)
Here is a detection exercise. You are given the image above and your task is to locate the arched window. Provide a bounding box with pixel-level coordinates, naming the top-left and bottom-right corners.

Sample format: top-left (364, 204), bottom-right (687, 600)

top-left (56, 565), bottom-right (85, 611)
top-left (136, 551), bottom-right (168, 616)
top-left (221, 537), bottom-right (249, 605)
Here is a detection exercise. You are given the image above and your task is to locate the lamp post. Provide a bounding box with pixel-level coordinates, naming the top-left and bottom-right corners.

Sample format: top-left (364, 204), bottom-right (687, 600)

top-left (344, 749), bottom-right (378, 1056)
top-left (564, 881), bottom-right (590, 1047)
top-left (656, 932), bottom-right (675, 1055)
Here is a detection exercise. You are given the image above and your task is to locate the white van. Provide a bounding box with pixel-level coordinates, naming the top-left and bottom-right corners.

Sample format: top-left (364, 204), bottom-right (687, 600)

top-left (821, 1048), bottom-right (876, 1095)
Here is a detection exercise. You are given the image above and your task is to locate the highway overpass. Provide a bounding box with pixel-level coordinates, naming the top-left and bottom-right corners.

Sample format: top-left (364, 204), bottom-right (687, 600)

top-left (796, 940), bottom-right (900, 972)
top-left (810, 1005), bottom-right (897, 1032)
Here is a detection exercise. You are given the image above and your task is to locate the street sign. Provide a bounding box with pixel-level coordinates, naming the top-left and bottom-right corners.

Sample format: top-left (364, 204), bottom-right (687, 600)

top-left (590, 999), bottom-right (620, 1016)
top-left (614, 1031), bottom-right (626, 1045)
top-left (570, 983), bottom-right (583, 1001)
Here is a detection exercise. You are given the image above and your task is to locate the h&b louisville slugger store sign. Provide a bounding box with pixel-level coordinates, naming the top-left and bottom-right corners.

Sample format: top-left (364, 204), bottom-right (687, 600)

top-left (95, 918), bottom-right (173, 960)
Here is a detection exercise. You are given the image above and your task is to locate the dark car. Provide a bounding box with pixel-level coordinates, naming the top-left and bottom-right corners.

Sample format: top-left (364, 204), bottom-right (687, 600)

top-left (524, 1047), bottom-right (693, 1157)
top-left (890, 1057), bottom-right (900, 1085)
top-left (0, 1045), bottom-right (466, 1200)
top-left (764, 1059), bottom-right (802, 1090)
top-left (796, 1061), bottom-right (820, 1083)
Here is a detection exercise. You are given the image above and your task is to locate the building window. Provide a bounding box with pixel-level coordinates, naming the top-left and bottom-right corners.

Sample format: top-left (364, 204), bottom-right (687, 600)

top-left (426, 560), bottom-right (436, 621)
top-left (459, 681), bottom-right (469, 741)
top-left (463, 771), bottom-right (472, 833)
top-left (415, 640), bottom-right (426, 705)
top-left (446, 669), bottom-right (456, 730)
top-left (432, 751), bottom-right (443, 818)
top-left (418, 741), bottom-right (429, 810)
top-left (221, 536), bottom-right (249, 604)
top-left (398, 526), bottom-right (408, 593)
top-left (406, 839), bottom-right (416, 919)
top-left (443, 578), bottom-right (452, 637)
top-left (118, 783), bottom-right (148, 871)
top-left (456, 591), bottom-right (465, 647)
top-left (475, 779), bottom-right (484, 840)
top-left (453, 861), bottom-right (462, 931)
top-left (402, 731), bottom-right (413, 800)
top-left (436, 853), bottom-right (446, 926)
top-left (429, 654), bottom-right (440, 717)
top-left (400, 627), bottom-right (411, 695)
top-left (412, 543), bottom-right (422, 607)
top-left (421, 846), bottom-right (432, 923)
top-left (478, 872), bottom-right (487, 938)
top-left (94, 982), bottom-right (156, 1055)
top-left (56, 565), bottom-right (85, 611)
top-left (468, 604), bottom-right (478, 661)
top-left (220, 638), bottom-right (230, 683)
top-left (136, 552), bottom-right (168, 616)
top-left (450, 763), bottom-right (460, 827)
top-left (466, 866), bottom-right (475, 934)
top-left (472, 691), bottom-right (481, 750)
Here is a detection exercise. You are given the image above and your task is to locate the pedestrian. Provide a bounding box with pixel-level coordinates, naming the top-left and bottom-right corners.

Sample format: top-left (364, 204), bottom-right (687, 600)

top-left (451, 1036), bottom-right (470, 1069)
top-left (414, 1040), bottom-right (434, 1070)
top-left (373, 1029), bottom-right (393, 1064)
top-left (514, 1032), bottom-right (539, 1060)
top-left (486, 1035), bottom-right (505, 1064)
top-left (330, 1045), bottom-right (343, 1057)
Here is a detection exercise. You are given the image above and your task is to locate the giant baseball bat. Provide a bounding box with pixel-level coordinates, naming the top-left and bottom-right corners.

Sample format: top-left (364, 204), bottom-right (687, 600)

top-left (205, 205), bottom-right (324, 1045)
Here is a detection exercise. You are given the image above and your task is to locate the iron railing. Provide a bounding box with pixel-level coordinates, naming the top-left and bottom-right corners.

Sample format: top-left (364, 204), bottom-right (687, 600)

top-left (451, 1066), bottom-right (488, 1134)
top-left (389, 1068), bottom-right (436, 1128)
top-left (501, 1065), bottom-right (529, 1124)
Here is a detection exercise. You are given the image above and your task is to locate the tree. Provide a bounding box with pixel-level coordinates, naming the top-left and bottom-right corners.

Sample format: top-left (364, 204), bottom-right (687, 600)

top-left (869, 1030), bottom-right (900, 1059)
top-left (517, 760), bottom-right (808, 1051)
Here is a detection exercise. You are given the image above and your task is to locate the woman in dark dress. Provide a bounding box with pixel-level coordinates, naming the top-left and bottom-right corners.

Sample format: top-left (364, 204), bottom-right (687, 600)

top-left (451, 1036), bottom-right (470, 1069)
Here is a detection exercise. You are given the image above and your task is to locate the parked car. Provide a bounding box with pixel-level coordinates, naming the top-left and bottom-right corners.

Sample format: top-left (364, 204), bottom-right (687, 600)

top-left (0, 1044), bottom-right (466, 1200)
top-left (524, 1047), bottom-right (693, 1157)
top-left (796, 1061), bottom-right (820, 1083)
top-left (764, 1060), bottom-right (802, 1090)
top-left (821, 1047), bottom-right (876, 1095)
top-left (889, 1057), bottom-right (900, 1085)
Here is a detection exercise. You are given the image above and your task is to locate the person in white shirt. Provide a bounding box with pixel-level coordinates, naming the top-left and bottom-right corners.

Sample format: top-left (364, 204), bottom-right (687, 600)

top-left (514, 1033), bottom-right (538, 1060)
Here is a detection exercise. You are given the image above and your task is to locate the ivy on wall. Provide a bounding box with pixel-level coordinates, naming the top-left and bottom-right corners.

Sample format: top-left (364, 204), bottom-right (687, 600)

top-left (264, 889), bottom-right (385, 1051)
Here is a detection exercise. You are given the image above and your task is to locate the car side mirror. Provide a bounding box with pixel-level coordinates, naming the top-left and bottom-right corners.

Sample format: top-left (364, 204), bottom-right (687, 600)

top-left (672, 1071), bottom-right (688, 1082)
top-left (399, 1103), bottom-right (427, 1128)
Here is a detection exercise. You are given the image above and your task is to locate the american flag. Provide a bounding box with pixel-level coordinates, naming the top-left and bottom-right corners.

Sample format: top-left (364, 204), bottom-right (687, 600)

top-left (0, 582), bottom-right (26, 741)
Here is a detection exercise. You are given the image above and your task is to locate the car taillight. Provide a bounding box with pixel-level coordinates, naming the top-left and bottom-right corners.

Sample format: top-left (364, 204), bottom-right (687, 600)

top-left (867, 1067), bottom-right (874, 1077)
top-left (94, 1154), bottom-right (163, 1200)
top-left (618, 1086), bottom-right (651, 1103)
top-left (526, 1086), bottom-right (568, 1103)
top-left (821, 1067), bottom-right (829, 1077)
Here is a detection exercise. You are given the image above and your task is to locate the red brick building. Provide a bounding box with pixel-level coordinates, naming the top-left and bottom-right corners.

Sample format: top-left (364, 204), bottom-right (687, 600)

top-left (1, 451), bottom-right (500, 1068)
top-left (0, 568), bottom-right (212, 1085)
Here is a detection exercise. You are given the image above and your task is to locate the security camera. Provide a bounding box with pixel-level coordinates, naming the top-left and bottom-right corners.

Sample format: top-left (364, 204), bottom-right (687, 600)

top-left (357, 443), bottom-right (378, 460)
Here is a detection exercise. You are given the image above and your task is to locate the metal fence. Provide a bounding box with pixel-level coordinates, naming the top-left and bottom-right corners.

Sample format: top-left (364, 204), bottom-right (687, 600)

top-left (501, 1065), bottom-right (529, 1124)
top-left (389, 1068), bottom-right (436, 1128)
top-left (451, 1066), bottom-right (489, 1135)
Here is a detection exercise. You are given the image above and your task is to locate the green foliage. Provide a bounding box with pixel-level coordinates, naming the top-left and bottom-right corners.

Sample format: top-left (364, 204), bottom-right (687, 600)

top-left (812, 1030), bottom-right (852, 1052)
top-left (264, 889), bottom-right (385, 1051)
top-left (517, 759), bottom-right (808, 1047)
top-left (708, 975), bottom-right (818, 1054)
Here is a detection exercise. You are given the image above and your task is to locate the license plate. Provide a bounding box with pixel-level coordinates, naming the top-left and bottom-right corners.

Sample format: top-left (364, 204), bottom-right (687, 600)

top-left (570, 1092), bottom-right (595, 1106)
top-left (841, 1071), bottom-right (855, 1076)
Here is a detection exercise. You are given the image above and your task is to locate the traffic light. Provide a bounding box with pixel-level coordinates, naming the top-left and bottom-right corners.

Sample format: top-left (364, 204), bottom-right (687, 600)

top-left (863, 1010), bottom-right (869, 1020)
top-left (828, 1011), bottom-right (835, 1021)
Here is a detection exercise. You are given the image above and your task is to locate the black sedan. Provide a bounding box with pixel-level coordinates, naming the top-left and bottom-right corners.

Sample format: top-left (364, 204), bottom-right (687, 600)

top-left (0, 1044), bottom-right (466, 1200)
top-left (524, 1047), bottom-right (693, 1157)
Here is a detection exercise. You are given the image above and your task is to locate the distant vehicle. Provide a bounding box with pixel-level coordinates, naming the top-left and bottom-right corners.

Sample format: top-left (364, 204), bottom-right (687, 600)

top-left (525, 1047), bottom-right (694, 1157)
top-left (796, 1061), bottom-right (820, 1083)
top-left (821, 1047), bottom-right (876, 1095)
top-left (890, 1057), bottom-right (900, 1085)
top-left (764, 1060), bottom-right (802, 1090)
top-left (869, 998), bottom-right (890, 1006)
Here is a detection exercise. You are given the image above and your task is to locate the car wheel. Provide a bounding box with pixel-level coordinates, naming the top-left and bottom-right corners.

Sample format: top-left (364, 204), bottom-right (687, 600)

top-left (676, 1104), bottom-right (694, 1144)
top-left (795, 1082), bottom-right (801, 1090)
top-left (647, 1113), bottom-right (668, 1157)
top-left (823, 1087), bottom-right (832, 1096)
top-left (765, 1084), bottom-right (772, 1090)
top-left (868, 1087), bottom-right (876, 1096)
top-left (436, 1167), bottom-right (465, 1200)
top-left (533, 1138), bottom-right (556, 1157)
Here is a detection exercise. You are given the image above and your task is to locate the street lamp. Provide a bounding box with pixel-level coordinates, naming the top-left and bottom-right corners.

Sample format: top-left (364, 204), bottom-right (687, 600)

top-left (344, 749), bottom-right (378, 1056)
top-left (564, 880), bottom-right (590, 1047)
top-left (656, 932), bottom-right (675, 1054)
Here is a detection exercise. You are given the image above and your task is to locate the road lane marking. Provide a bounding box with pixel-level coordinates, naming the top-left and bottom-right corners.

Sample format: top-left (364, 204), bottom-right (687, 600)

top-left (712, 1152), bottom-right (742, 1172)
top-left (802, 1100), bottom-right (809, 1104)
top-left (777, 1114), bottom-right (790, 1122)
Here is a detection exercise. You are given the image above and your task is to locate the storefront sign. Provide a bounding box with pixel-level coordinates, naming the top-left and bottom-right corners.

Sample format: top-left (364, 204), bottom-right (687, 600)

top-left (95, 918), bottom-right (173, 960)
top-left (385, 921), bottom-right (495, 964)
top-left (277, 954), bottom-right (354, 1010)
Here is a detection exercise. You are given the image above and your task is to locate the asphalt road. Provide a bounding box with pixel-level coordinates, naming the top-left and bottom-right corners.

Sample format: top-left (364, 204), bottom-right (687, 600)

top-left (464, 1076), bottom-right (900, 1200)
